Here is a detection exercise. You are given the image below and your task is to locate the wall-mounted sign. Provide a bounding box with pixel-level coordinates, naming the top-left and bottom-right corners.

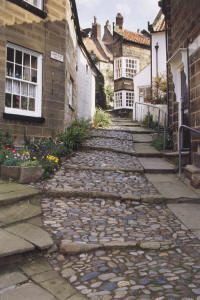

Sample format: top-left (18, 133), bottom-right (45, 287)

top-left (50, 51), bottom-right (64, 62)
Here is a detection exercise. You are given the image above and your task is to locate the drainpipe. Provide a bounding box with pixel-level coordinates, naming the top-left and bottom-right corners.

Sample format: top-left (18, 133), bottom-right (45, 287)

top-left (155, 42), bottom-right (159, 100)
top-left (187, 37), bottom-right (192, 163)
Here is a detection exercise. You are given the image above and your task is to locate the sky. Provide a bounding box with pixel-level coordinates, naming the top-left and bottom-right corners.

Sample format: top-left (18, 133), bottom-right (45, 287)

top-left (76, 0), bottom-right (160, 34)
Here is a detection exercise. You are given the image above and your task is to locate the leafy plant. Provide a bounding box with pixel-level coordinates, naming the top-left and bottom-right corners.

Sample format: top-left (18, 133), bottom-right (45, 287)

top-left (142, 113), bottom-right (158, 129)
top-left (104, 85), bottom-right (114, 103)
top-left (152, 128), bottom-right (173, 151)
top-left (0, 128), bottom-right (15, 150)
top-left (93, 108), bottom-right (111, 128)
top-left (152, 74), bottom-right (167, 104)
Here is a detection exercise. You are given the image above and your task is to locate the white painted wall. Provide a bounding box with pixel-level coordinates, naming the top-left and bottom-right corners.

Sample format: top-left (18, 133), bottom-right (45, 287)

top-left (77, 47), bottom-right (96, 121)
top-left (152, 31), bottom-right (166, 78)
top-left (133, 64), bottom-right (151, 103)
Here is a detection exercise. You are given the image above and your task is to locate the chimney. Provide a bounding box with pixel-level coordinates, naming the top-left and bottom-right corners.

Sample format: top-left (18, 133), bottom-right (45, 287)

top-left (116, 13), bottom-right (123, 29)
top-left (91, 16), bottom-right (101, 39)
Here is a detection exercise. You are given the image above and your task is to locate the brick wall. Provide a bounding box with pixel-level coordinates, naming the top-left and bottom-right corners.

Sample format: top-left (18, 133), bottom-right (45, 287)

top-left (165, 0), bottom-right (200, 158)
top-left (0, 0), bottom-right (78, 144)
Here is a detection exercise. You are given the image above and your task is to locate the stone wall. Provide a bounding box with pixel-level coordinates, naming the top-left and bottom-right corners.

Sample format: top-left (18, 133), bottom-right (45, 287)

top-left (114, 78), bottom-right (133, 92)
top-left (0, 0), bottom-right (78, 144)
top-left (165, 0), bottom-right (200, 156)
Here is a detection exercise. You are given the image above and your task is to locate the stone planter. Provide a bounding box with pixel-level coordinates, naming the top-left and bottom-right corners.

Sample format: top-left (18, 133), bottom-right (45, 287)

top-left (1, 165), bottom-right (44, 183)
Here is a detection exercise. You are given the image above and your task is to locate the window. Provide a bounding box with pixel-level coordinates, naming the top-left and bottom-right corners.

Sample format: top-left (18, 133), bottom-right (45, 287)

top-left (114, 90), bottom-right (134, 109)
top-left (7, 0), bottom-right (46, 18)
top-left (115, 92), bottom-right (122, 108)
top-left (5, 43), bottom-right (42, 117)
top-left (114, 57), bottom-right (138, 79)
top-left (126, 92), bottom-right (134, 107)
top-left (24, 0), bottom-right (43, 9)
top-left (125, 59), bottom-right (138, 78)
top-left (69, 78), bottom-right (73, 107)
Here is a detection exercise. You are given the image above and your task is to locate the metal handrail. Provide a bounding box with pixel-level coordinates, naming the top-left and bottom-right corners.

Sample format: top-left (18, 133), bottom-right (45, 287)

top-left (178, 125), bottom-right (200, 176)
top-left (134, 102), bottom-right (167, 150)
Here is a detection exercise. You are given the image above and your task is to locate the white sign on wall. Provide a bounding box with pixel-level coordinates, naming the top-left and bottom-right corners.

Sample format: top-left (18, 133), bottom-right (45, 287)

top-left (50, 51), bottom-right (64, 62)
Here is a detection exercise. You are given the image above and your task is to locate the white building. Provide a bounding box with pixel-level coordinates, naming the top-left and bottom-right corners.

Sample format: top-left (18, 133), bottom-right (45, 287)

top-left (133, 10), bottom-right (167, 122)
top-left (77, 45), bottom-right (97, 121)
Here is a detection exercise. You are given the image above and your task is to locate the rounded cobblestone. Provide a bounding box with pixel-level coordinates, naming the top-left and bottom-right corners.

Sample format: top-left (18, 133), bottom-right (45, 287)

top-left (84, 137), bottom-right (135, 153)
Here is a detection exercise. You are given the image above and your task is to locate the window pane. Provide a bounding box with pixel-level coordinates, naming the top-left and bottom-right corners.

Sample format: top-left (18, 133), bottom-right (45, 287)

top-left (16, 50), bottom-right (22, 65)
top-left (6, 79), bottom-right (12, 93)
top-left (7, 62), bottom-right (14, 77)
top-left (21, 82), bottom-right (28, 96)
top-left (7, 48), bottom-right (14, 62)
top-left (5, 93), bottom-right (12, 107)
top-left (24, 53), bottom-right (30, 67)
top-left (31, 69), bottom-right (37, 83)
top-left (13, 81), bottom-right (20, 95)
top-left (21, 97), bottom-right (28, 110)
top-left (29, 84), bottom-right (36, 97)
top-left (15, 65), bottom-right (22, 79)
top-left (31, 56), bottom-right (37, 69)
top-left (29, 98), bottom-right (35, 111)
top-left (23, 67), bottom-right (30, 81)
top-left (13, 95), bottom-right (20, 108)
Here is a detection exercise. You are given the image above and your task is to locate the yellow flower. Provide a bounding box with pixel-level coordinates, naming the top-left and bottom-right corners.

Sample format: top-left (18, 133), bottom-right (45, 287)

top-left (33, 156), bottom-right (36, 160)
top-left (25, 152), bottom-right (30, 155)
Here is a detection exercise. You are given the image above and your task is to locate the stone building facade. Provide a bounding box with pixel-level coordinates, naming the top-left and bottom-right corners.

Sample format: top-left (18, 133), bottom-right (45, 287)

top-left (0, 0), bottom-right (95, 144)
top-left (160, 0), bottom-right (200, 167)
top-left (113, 13), bottom-right (150, 110)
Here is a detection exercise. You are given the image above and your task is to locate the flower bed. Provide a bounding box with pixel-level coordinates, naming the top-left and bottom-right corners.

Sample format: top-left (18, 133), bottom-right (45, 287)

top-left (0, 120), bottom-right (91, 182)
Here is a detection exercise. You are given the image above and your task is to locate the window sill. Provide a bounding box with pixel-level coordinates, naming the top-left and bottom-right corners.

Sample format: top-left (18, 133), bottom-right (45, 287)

top-left (7, 0), bottom-right (47, 18)
top-left (3, 112), bottom-right (45, 123)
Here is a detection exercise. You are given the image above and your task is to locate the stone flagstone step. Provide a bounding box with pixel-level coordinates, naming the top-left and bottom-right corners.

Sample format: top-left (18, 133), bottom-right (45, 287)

top-left (6, 223), bottom-right (53, 250)
top-left (0, 229), bottom-right (34, 258)
top-left (132, 133), bottom-right (153, 143)
top-left (0, 182), bottom-right (41, 206)
top-left (0, 198), bottom-right (41, 227)
top-left (138, 157), bottom-right (177, 173)
top-left (146, 174), bottom-right (200, 202)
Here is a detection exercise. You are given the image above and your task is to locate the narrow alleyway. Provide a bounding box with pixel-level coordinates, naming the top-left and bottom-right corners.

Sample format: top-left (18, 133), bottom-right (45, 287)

top-left (36, 116), bottom-right (200, 300)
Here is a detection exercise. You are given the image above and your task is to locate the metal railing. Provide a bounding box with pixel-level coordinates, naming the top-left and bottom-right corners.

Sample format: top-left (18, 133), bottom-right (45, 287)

top-left (134, 102), bottom-right (167, 150)
top-left (178, 125), bottom-right (200, 176)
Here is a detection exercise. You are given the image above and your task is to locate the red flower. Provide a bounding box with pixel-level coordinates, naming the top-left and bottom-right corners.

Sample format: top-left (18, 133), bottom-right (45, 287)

top-left (5, 146), bottom-right (10, 150)
top-left (12, 149), bottom-right (16, 153)
top-left (14, 135), bottom-right (17, 139)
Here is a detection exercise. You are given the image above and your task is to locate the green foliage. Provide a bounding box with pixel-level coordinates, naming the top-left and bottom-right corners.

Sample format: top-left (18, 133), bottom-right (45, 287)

top-left (93, 108), bottom-right (111, 128)
top-left (152, 129), bottom-right (173, 151)
top-left (104, 85), bottom-right (114, 103)
top-left (57, 120), bottom-right (91, 151)
top-left (142, 113), bottom-right (158, 130)
top-left (0, 128), bottom-right (15, 150)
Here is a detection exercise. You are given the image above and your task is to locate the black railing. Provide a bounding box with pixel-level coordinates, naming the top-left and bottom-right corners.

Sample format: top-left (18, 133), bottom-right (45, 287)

top-left (179, 125), bottom-right (200, 176)
top-left (134, 102), bottom-right (167, 150)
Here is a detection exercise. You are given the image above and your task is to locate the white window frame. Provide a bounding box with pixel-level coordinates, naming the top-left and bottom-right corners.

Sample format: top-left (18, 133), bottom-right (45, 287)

top-left (114, 57), bottom-right (139, 80)
top-left (24, 0), bottom-right (43, 10)
top-left (5, 42), bottom-right (42, 117)
top-left (69, 78), bottom-right (73, 107)
top-left (114, 90), bottom-right (134, 109)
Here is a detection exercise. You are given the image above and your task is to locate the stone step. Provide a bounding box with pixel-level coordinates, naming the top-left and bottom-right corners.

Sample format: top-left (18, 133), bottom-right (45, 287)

top-left (0, 198), bottom-right (41, 227)
top-left (0, 229), bottom-right (35, 258)
top-left (6, 223), bottom-right (53, 250)
top-left (138, 157), bottom-right (177, 174)
top-left (0, 182), bottom-right (41, 206)
top-left (134, 143), bottom-right (160, 155)
top-left (146, 174), bottom-right (200, 202)
top-left (132, 134), bottom-right (153, 143)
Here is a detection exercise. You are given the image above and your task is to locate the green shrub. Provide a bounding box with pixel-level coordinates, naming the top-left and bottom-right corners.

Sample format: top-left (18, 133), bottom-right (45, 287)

top-left (142, 113), bottom-right (158, 130)
top-left (93, 108), bottom-right (111, 128)
top-left (57, 120), bottom-right (91, 151)
top-left (0, 128), bottom-right (15, 150)
top-left (152, 129), bottom-right (173, 151)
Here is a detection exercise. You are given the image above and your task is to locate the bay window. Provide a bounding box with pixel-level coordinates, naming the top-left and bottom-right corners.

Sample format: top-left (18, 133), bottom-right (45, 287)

top-left (114, 91), bottom-right (134, 109)
top-left (24, 0), bottom-right (43, 9)
top-left (114, 57), bottom-right (138, 80)
top-left (5, 43), bottom-right (42, 117)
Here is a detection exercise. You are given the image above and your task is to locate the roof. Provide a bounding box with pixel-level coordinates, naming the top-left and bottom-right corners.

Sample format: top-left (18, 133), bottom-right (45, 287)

top-left (152, 10), bottom-right (166, 32)
top-left (116, 29), bottom-right (150, 46)
top-left (83, 37), bottom-right (108, 62)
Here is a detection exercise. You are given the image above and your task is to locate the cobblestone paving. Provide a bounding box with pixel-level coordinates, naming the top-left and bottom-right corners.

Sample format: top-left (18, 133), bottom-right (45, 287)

top-left (84, 137), bottom-right (135, 153)
top-left (42, 169), bottom-right (157, 196)
top-left (39, 124), bottom-right (200, 299)
top-left (42, 197), bottom-right (193, 245)
top-left (90, 130), bottom-right (133, 140)
top-left (63, 150), bottom-right (143, 170)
